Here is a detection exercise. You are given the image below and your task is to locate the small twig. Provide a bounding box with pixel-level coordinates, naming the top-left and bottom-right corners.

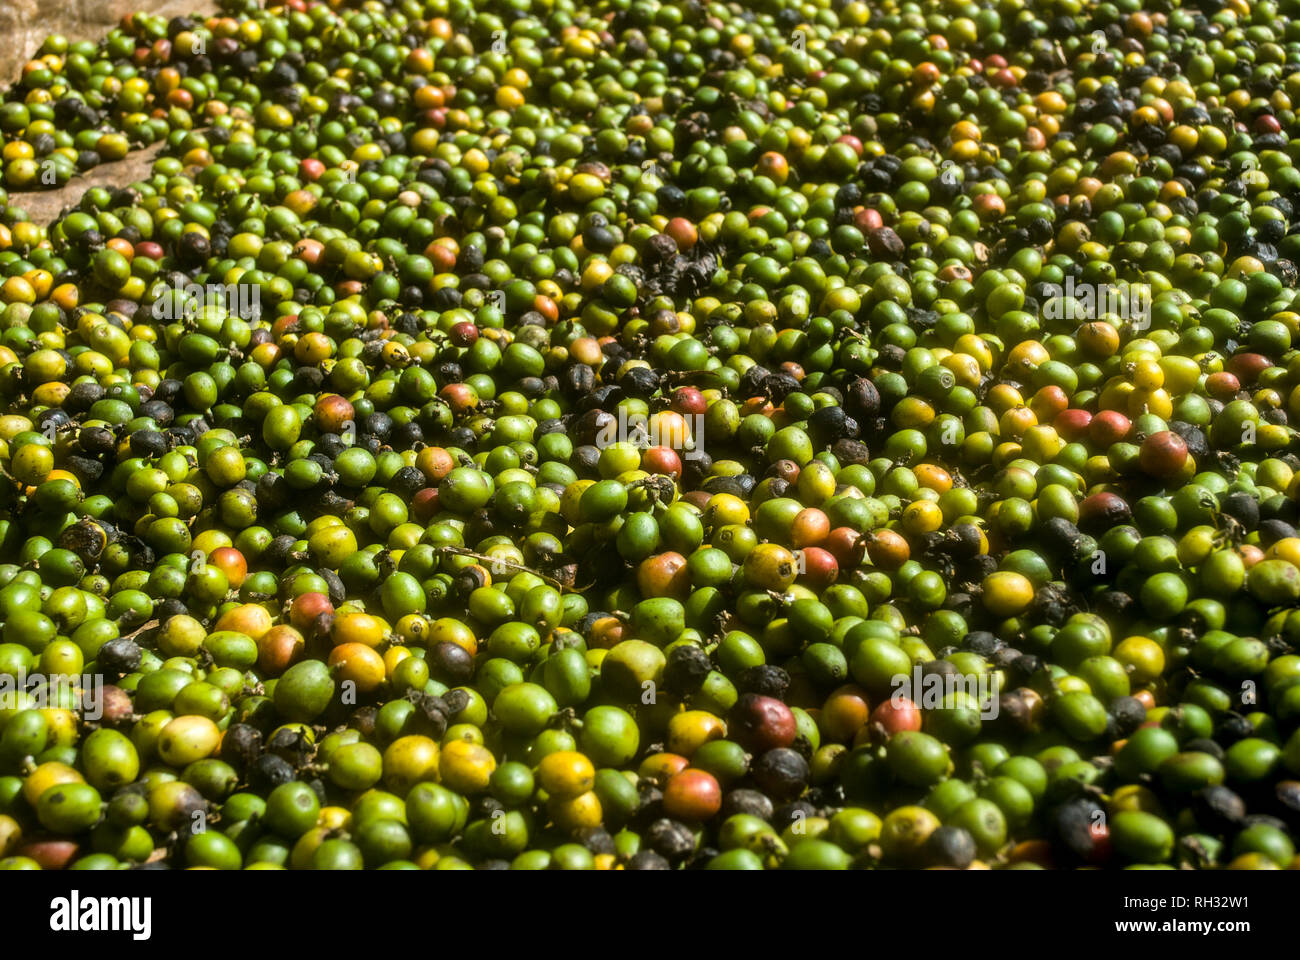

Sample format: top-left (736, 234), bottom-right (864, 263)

top-left (429, 546), bottom-right (574, 592)
top-left (121, 618), bottom-right (160, 642)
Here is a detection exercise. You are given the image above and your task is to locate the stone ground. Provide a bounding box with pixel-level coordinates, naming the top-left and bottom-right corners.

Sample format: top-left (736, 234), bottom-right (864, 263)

top-left (2, 1), bottom-right (220, 226)
top-left (0, 0), bottom-right (219, 86)
top-left (10, 141), bottom-right (170, 227)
